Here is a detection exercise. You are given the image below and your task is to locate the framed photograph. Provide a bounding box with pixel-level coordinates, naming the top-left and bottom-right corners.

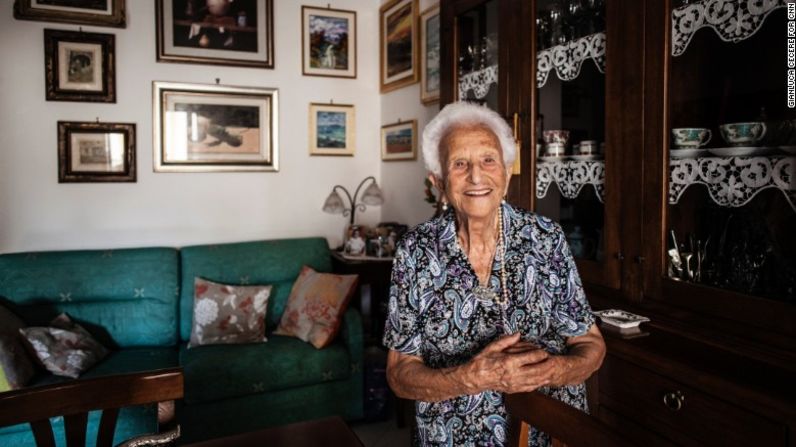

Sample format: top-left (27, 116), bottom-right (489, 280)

top-left (309, 103), bottom-right (355, 156)
top-left (420, 4), bottom-right (440, 104)
top-left (44, 29), bottom-right (115, 103)
top-left (380, 0), bottom-right (418, 93)
top-left (301, 6), bottom-right (356, 78)
top-left (58, 121), bottom-right (135, 183)
top-left (381, 119), bottom-right (417, 161)
top-left (153, 81), bottom-right (279, 172)
top-left (14, 0), bottom-right (126, 28)
top-left (156, 0), bottom-right (274, 69)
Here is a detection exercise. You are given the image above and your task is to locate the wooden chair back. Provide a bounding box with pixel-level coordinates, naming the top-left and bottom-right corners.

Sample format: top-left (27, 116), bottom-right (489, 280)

top-left (0, 368), bottom-right (183, 447)
top-left (506, 391), bottom-right (635, 447)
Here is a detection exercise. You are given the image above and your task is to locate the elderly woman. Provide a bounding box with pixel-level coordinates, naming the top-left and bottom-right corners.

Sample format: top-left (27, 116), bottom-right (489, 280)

top-left (383, 102), bottom-right (606, 446)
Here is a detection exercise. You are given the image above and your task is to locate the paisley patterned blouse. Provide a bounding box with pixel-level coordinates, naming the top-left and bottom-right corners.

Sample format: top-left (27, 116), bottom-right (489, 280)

top-left (383, 203), bottom-right (596, 447)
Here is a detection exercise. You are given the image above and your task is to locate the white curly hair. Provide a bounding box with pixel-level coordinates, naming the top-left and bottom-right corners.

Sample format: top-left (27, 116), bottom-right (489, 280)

top-left (422, 101), bottom-right (516, 177)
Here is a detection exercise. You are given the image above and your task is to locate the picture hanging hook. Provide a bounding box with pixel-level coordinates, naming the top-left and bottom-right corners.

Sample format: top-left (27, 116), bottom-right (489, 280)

top-left (330, 99), bottom-right (334, 104)
top-left (397, 118), bottom-right (402, 123)
top-left (79, 27), bottom-right (83, 33)
top-left (95, 117), bottom-right (100, 123)
top-left (215, 78), bottom-right (220, 85)
top-left (327, 3), bottom-right (331, 8)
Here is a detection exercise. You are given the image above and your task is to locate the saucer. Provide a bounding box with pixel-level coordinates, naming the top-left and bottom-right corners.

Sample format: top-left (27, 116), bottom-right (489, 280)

top-left (538, 154), bottom-right (566, 161)
top-left (569, 154), bottom-right (603, 161)
top-left (669, 148), bottom-right (708, 159)
top-left (708, 146), bottom-right (778, 157)
top-left (593, 309), bottom-right (650, 329)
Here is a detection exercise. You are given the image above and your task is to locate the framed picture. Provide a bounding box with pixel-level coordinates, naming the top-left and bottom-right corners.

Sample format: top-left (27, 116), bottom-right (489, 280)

top-left (420, 4), bottom-right (440, 104)
top-left (380, 0), bottom-right (418, 93)
top-left (44, 29), bottom-right (115, 103)
top-left (156, 0), bottom-right (274, 68)
top-left (301, 6), bottom-right (356, 78)
top-left (381, 119), bottom-right (417, 161)
top-left (153, 81), bottom-right (279, 172)
top-left (58, 121), bottom-right (135, 183)
top-left (309, 103), bottom-right (355, 156)
top-left (14, 0), bottom-right (126, 28)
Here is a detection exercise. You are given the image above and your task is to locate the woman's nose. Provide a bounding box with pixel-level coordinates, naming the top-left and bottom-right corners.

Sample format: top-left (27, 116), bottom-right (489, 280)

top-left (468, 163), bottom-right (482, 183)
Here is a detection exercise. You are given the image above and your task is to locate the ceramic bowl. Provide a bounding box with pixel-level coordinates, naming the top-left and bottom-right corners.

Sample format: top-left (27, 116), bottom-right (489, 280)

top-left (671, 128), bottom-right (712, 148)
top-left (543, 130), bottom-right (570, 145)
top-left (719, 122), bottom-right (767, 146)
top-left (577, 140), bottom-right (599, 155)
top-left (545, 142), bottom-right (566, 156)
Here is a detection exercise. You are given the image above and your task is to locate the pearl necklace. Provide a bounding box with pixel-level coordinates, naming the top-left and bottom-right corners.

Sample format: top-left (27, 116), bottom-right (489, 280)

top-left (469, 205), bottom-right (508, 307)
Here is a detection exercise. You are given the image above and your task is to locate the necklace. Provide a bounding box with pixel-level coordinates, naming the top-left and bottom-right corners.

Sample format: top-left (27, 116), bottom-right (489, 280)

top-left (468, 205), bottom-right (508, 307)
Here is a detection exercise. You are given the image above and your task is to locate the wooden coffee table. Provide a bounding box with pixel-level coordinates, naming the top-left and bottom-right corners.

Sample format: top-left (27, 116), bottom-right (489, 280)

top-left (184, 416), bottom-right (363, 447)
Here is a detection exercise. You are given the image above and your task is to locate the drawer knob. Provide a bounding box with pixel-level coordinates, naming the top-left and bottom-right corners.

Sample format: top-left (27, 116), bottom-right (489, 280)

top-left (662, 390), bottom-right (685, 411)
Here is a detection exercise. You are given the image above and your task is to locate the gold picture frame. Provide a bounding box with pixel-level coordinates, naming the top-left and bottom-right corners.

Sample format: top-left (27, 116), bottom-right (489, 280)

top-left (44, 29), bottom-right (116, 103)
top-left (381, 119), bottom-right (417, 161)
top-left (380, 0), bottom-right (419, 93)
top-left (301, 5), bottom-right (357, 78)
top-left (309, 102), bottom-right (355, 156)
top-left (58, 121), bottom-right (136, 183)
top-left (14, 0), bottom-right (126, 28)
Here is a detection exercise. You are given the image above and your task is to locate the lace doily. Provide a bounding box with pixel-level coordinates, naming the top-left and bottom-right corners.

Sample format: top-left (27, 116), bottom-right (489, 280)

top-left (669, 156), bottom-right (795, 211)
top-left (536, 32), bottom-right (605, 88)
top-left (671, 0), bottom-right (785, 56)
top-left (536, 159), bottom-right (605, 202)
top-left (458, 64), bottom-right (498, 100)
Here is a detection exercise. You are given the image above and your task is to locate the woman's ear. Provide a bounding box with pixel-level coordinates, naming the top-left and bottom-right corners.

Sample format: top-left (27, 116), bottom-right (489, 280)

top-left (428, 173), bottom-right (444, 192)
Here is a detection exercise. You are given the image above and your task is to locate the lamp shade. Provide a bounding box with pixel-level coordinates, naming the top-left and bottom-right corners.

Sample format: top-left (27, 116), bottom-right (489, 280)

top-left (322, 190), bottom-right (345, 214)
top-left (361, 181), bottom-right (384, 206)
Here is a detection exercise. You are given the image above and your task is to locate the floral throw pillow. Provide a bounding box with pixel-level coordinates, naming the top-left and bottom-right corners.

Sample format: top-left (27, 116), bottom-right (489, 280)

top-left (20, 313), bottom-right (109, 379)
top-left (189, 278), bottom-right (271, 348)
top-left (0, 304), bottom-right (35, 391)
top-left (274, 266), bottom-right (358, 349)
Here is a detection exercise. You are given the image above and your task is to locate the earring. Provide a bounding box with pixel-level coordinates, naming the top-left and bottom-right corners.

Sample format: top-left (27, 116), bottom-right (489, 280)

top-left (442, 201), bottom-right (449, 211)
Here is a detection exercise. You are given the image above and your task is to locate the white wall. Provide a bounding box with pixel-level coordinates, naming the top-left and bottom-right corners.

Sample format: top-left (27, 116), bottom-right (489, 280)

top-left (379, 0), bottom-right (440, 228)
top-left (0, 0), bottom-right (383, 253)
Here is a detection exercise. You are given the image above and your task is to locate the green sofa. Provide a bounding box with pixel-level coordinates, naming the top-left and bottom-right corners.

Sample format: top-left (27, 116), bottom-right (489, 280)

top-left (0, 238), bottom-right (364, 445)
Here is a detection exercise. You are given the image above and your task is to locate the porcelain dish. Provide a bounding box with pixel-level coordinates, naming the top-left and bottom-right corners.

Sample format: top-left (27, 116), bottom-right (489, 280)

top-left (669, 148), bottom-right (708, 159)
top-left (593, 309), bottom-right (650, 329)
top-left (707, 146), bottom-right (778, 157)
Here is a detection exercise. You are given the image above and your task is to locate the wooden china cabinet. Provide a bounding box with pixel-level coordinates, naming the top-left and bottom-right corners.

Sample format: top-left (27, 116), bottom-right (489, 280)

top-left (440, 0), bottom-right (795, 445)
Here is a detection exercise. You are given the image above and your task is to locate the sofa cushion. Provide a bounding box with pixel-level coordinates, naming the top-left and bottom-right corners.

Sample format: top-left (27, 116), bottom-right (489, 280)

top-left (179, 238), bottom-right (332, 342)
top-left (179, 335), bottom-right (350, 405)
top-left (0, 248), bottom-right (180, 348)
top-left (189, 278), bottom-right (271, 348)
top-left (0, 304), bottom-right (35, 391)
top-left (21, 313), bottom-right (109, 379)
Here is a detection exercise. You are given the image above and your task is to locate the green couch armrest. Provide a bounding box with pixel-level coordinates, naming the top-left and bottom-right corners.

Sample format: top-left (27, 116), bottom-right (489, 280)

top-left (339, 307), bottom-right (364, 375)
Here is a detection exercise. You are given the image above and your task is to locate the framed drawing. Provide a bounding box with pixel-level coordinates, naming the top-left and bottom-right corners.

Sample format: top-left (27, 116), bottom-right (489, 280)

top-left (14, 0), bottom-right (126, 28)
top-left (156, 0), bottom-right (274, 68)
top-left (420, 4), bottom-right (440, 104)
top-left (379, 0), bottom-right (418, 93)
top-left (58, 121), bottom-right (135, 183)
top-left (308, 103), bottom-right (355, 156)
top-left (301, 6), bottom-right (356, 78)
top-left (381, 119), bottom-right (417, 161)
top-left (44, 29), bottom-right (115, 103)
top-left (153, 81), bottom-right (279, 172)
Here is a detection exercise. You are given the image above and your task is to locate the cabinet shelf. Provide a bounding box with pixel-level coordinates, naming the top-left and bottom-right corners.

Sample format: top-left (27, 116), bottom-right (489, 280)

top-left (671, 0), bottom-right (786, 56)
top-left (536, 159), bottom-right (605, 203)
top-left (536, 32), bottom-right (605, 88)
top-left (669, 155), bottom-right (795, 212)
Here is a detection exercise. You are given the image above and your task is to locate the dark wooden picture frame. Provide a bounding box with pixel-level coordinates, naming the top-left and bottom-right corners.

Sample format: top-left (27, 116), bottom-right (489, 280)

top-left (380, 0), bottom-right (419, 93)
top-left (301, 5), bottom-right (357, 78)
top-left (156, 0), bottom-right (275, 69)
top-left (14, 0), bottom-right (126, 28)
top-left (58, 121), bottom-right (136, 183)
top-left (44, 28), bottom-right (116, 103)
top-left (381, 119), bottom-right (417, 161)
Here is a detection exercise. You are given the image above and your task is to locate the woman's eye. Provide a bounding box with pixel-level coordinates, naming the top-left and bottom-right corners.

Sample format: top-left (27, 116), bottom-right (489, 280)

top-left (453, 160), bottom-right (467, 169)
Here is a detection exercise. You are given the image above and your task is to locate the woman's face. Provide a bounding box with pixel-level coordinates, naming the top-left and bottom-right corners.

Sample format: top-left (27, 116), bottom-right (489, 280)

top-left (438, 125), bottom-right (509, 220)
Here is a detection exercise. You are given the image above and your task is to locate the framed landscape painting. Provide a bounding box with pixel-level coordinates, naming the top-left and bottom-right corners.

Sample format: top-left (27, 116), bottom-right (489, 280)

top-left (44, 29), bottom-right (115, 103)
top-left (14, 0), bottom-right (126, 28)
top-left (58, 121), bottom-right (136, 182)
top-left (309, 103), bottom-right (355, 156)
top-left (301, 6), bottom-right (356, 78)
top-left (153, 81), bottom-right (279, 172)
top-left (380, 0), bottom-right (418, 93)
top-left (420, 4), bottom-right (440, 104)
top-left (381, 119), bottom-right (417, 161)
top-left (156, 0), bottom-right (274, 68)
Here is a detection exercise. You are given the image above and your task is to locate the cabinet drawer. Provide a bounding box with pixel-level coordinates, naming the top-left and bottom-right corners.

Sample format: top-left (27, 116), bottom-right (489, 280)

top-left (598, 355), bottom-right (786, 446)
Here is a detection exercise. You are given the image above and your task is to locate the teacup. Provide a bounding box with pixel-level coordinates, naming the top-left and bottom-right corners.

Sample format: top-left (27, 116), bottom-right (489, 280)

top-left (577, 140), bottom-right (599, 155)
top-left (543, 130), bottom-right (570, 146)
top-left (545, 142), bottom-right (566, 157)
top-left (719, 122), bottom-right (767, 146)
top-left (671, 128), bottom-right (712, 148)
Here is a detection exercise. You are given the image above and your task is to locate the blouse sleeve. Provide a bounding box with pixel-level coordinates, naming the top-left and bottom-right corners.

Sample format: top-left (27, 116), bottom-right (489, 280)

top-left (382, 239), bottom-right (423, 355)
top-left (549, 225), bottom-right (596, 338)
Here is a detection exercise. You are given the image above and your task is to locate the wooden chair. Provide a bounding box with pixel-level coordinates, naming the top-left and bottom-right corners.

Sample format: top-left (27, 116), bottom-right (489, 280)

top-left (0, 367), bottom-right (183, 447)
top-left (506, 391), bottom-right (635, 447)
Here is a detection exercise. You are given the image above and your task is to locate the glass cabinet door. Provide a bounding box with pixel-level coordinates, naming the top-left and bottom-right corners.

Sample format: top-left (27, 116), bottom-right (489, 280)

top-left (533, 0), bottom-right (611, 271)
top-left (666, 1), bottom-right (795, 304)
top-left (455, 0), bottom-right (501, 110)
